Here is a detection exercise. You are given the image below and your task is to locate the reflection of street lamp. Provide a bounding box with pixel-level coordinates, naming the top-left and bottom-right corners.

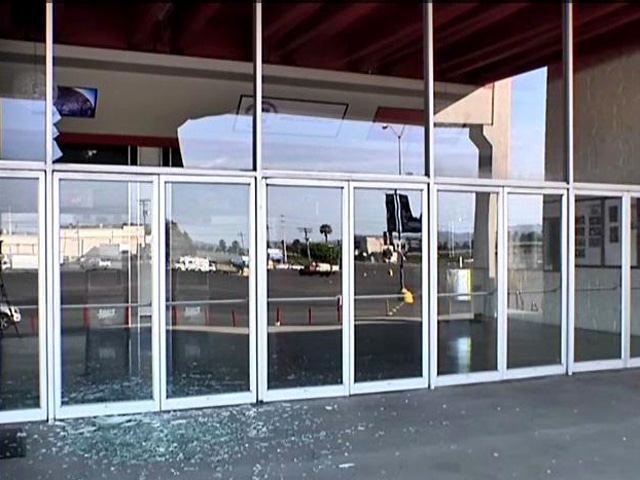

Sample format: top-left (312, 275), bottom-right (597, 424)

top-left (382, 124), bottom-right (407, 291)
top-left (382, 124), bottom-right (406, 176)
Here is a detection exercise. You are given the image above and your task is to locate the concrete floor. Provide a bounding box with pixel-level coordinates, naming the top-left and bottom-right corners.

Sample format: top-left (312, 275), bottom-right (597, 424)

top-left (4, 369), bottom-right (640, 479)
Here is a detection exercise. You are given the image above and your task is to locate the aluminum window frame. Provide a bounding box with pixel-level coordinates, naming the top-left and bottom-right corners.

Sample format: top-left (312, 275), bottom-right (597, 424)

top-left (158, 175), bottom-right (257, 411)
top-left (52, 172), bottom-right (160, 419)
top-left (348, 181), bottom-right (429, 395)
top-left (259, 177), bottom-right (350, 403)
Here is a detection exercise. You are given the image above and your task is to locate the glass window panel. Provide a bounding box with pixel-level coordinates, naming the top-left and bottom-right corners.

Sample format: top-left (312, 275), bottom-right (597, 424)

top-left (354, 188), bottom-right (423, 382)
top-left (165, 183), bottom-right (250, 398)
top-left (263, 3), bottom-right (425, 175)
top-left (433, 4), bottom-right (565, 181)
top-left (0, 178), bottom-right (40, 410)
top-left (631, 199), bottom-right (640, 357)
top-left (53, 3), bottom-right (253, 170)
top-left (0, 2), bottom-right (46, 162)
top-left (574, 5), bottom-right (640, 183)
top-left (507, 194), bottom-right (562, 368)
top-left (437, 191), bottom-right (498, 375)
top-left (574, 196), bottom-right (622, 362)
top-left (59, 180), bottom-right (153, 405)
top-left (267, 185), bottom-right (343, 389)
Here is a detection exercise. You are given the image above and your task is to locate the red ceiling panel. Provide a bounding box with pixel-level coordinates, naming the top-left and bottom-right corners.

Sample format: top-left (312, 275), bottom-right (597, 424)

top-left (1, 3), bottom-right (638, 86)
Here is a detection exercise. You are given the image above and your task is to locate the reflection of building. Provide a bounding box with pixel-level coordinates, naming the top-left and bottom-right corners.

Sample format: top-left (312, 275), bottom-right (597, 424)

top-left (59, 225), bottom-right (146, 261)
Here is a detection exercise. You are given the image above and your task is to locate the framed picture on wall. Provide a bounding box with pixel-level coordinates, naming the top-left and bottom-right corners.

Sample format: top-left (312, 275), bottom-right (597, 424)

top-left (589, 237), bottom-right (601, 248)
top-left (609, 205), bottom-right (619, 223)
top-left (589, 216), bottom-right (602, 226)
top-left (610, 226), bottom-right (619, 243)
top-left (589, 227), bottom-right (602, 236)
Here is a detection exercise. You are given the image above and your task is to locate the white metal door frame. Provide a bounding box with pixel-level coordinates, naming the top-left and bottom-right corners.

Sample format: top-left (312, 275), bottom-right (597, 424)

top-left (259, 178), bottom-right (349, 402)
top-left (628, 193), bottom-right (640, 368)
top-left (571, 189), bottom-right (625, 374)
top-left (348, 181), bottom-right (429, 395)
top-left (0, 171), bottom-right (47, 424)
top-left (158, 175), bottom-right (257, 410)
top-left (52, 172), bottom-right (159, 419)
top-left (432, 185), bottom-right (503, 387)
top-left (503, 187), bottom-right (567, 380)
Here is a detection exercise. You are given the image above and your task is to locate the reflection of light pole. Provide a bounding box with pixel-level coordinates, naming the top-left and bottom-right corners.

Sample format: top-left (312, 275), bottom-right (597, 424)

top-left (139, 199), bottom-right (150, 249)
top-left (382, 124), bottom-right (406, 176)
top-left (382, 124), bottom-right (407, 291)
top-left (281, 215), bottom-right (287, 264)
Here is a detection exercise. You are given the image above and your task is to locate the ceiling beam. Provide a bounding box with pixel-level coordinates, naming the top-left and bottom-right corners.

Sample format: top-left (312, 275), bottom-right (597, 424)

top-left (437, 3), bottom-right (530, 50)
top-left (347, 21), bottom-right (422, 71)
top-left (440, 4), bottom-right (623, 79)
top-left (130, 3), bottom-right (173, 49)
top-left (264, 3), bottom-right (324, 45)
top-left (344, 4), bottom-right (476, 72)
top-left (176, 3), bottom-right (222, 51)
top-left (275, 3), bottom-right (379, 59)
top-left (434, 3), bottom-right (479, 29)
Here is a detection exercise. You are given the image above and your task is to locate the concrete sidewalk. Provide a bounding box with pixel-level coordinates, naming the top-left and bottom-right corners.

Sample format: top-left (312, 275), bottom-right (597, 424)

top-left (3, 370), bottom-right (640, 480)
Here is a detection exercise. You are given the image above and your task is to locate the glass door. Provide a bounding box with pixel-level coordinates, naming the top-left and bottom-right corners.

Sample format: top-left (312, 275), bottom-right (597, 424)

top-left (350, 184), bottom-right (427, 394)
top-left (0, 172), bottom-right (46, 423)
top-left (260, 180), bottom-right (348, 401)
top-left (54, 173), bottom-right (158, 418)
top-left (630, 195), bottom-right (640, 363)
top-left (435, 187), bottom-right (502, 385)
top-left (505, 190), bottom-right (566, 378)
top-left (159, 177), bottom-right (255, 409)
top-left (572, 192), bottom-right (624, 370)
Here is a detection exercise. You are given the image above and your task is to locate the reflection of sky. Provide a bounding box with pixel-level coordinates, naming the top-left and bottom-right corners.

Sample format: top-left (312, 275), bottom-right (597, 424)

top-left (168, 183), bottom-right (249, 245)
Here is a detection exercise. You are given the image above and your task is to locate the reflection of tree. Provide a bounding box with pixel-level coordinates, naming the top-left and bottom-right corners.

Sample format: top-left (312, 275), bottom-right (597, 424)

top-left (309, 242), bottom-right (340, 264)
top-left (291, 239), bottom-right (303, 256)
top-left (319, 224), bottom-right (333, 243)
top-left (166, 220), bottom-right (195, 259)
top-left (218, 239), bottom-right (227, 252)
top-left (229, 240), bottom-right (241, 254)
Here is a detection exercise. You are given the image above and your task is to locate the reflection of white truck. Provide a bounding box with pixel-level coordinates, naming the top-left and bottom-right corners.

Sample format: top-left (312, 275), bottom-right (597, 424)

top-left (299, 262), bottom-right (339, 277)
top-left (176, 256), bottom-right (211, 272)
top-left (4, 254), bottom-right (38, 270)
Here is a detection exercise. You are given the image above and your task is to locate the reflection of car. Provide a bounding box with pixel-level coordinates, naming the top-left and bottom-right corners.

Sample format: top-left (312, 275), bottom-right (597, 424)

top-left (299, 262), bottom-right (338, 277)
top-left (176, 256), bottom-right (210, 272)
top-left (0, 302), bottom-right (21, 332)
top-left (80, 257), bottom-right (112, 270)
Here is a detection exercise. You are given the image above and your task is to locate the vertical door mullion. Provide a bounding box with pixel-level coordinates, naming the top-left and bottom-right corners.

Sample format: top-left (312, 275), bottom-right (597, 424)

top-left (52, 174), bottom-right (62, 416)
top-left (567, 189), bottom-right (576, 374)
top-left (421, 185), bottom-right (429, 386)
top-left (256, 179), bottom-right (268, 401)
top-left (248, 178), bottom-right (258, 398)
top-left (560, 192), bottom-right (568, 370)
top-left (497, 188), bottom-right (508, 376)
top-left (347, 183), bottom-right (355, 392)
top-left (622, 193), bottom-right (631, 365)
top-left (428, 185), bottom-right (438, 387)
top-left (341, 183), bottom-right (350, 393)
top-left (157, 177), bottom-right (167, 409)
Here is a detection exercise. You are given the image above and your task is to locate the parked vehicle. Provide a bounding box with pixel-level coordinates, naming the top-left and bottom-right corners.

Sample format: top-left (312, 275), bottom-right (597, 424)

top-left (0, 302), bottom-right (21, 333)
top-left (176, 256), bottom-right (210, 272)
top-left (298, 262), bottom-right (339, 277)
